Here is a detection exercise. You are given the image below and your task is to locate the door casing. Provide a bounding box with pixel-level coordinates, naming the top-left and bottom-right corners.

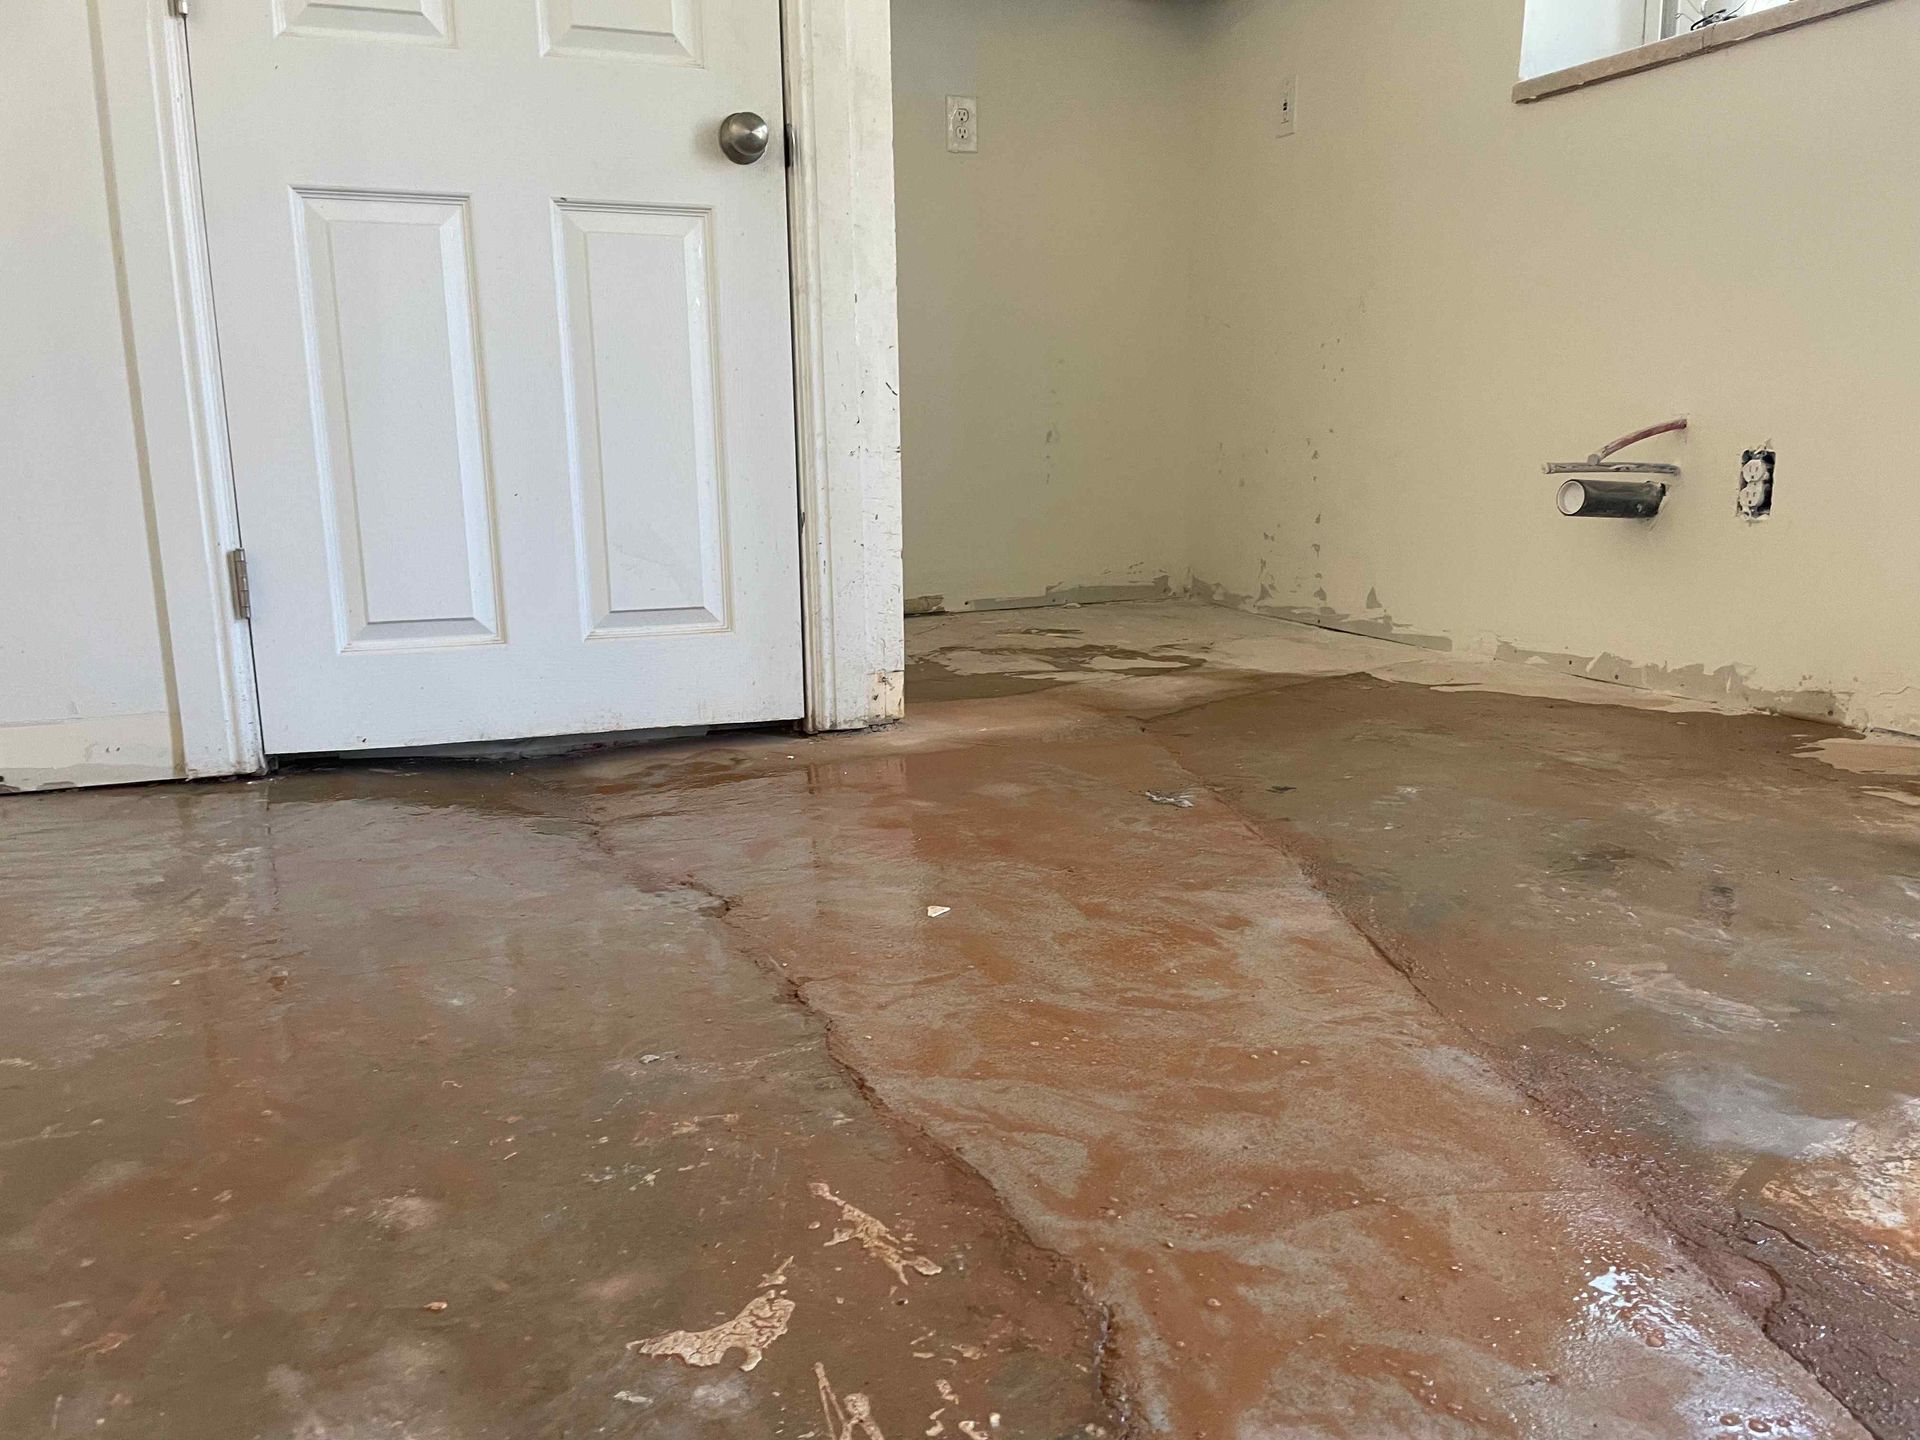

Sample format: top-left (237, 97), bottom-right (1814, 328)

top-left (90, 0), bottom-right (904, 776)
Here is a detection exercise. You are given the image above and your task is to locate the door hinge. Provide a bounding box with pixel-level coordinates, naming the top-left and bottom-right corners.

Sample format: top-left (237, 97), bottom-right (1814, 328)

top-left (226, 548), bottom-right (252, 621)
top-left (168, 0), bottom-right (190, 16)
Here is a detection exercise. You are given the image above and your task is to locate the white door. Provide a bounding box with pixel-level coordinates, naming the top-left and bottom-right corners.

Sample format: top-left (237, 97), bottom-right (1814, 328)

top-left (188, 0), bottom-right (804, 753)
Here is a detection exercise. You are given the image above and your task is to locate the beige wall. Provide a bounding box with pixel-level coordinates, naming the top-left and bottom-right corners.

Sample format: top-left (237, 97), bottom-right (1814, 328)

top-left (891, 0), bottom-right (1204, 610)
top-left (1187, 0), bottom-right (1920, 732)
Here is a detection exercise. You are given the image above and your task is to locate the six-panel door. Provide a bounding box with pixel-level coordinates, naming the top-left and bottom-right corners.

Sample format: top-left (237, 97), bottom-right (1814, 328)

top-left (190, 0), bottom-right (804, 752)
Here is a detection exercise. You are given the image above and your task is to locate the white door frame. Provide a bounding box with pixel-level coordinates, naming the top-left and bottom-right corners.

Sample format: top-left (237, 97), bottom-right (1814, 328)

top-left (92, 0), bottom-right (903, 777)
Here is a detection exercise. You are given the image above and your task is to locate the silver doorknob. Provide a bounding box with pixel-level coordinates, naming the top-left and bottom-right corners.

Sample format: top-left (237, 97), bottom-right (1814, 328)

top-left (718, 112), bottom-right (771, 166)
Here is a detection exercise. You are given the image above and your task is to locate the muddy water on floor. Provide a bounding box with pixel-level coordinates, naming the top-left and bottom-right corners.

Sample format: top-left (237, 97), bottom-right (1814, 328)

top-left (569, 721), bottom-right (1865, 1439)
top-left (1148, 674), bottom-right (1920, 1438)
top-left (2, 646), bottom-right (1901, 1439)
top-left (903, 640), bottom-right (1208, 705)
top-left (0, 772), bottom-right (1109, 1439)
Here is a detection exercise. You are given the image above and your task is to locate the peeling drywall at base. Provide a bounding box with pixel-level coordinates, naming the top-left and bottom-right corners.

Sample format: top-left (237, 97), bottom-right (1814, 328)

top-left (1487, 643), bottom-right (1852, 730)
top-left (1189, 580), bottom-right (1903, 737)
top-left (906, 577), bottom-right (1176, 618)
top-left (0, 712), bottom-right (182, 795)
top-left (1194, 552), bottom-right (1915, 738)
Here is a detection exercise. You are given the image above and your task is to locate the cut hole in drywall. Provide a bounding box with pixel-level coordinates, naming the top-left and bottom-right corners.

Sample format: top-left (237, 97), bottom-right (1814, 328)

top-left (1738, 448), bottom-right (1776, 520)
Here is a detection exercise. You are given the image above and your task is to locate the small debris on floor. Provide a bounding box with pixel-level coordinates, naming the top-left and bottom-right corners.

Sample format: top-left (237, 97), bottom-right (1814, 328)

top-left (812, 1180), bottom-right (943, 1284)
top-left (927, 905), bottom-right (952, 917)
top-left (816, 1362), bottom-right (886, 1440)
top-left (629, 1289), bottom-right (797, 1372)
top-left (1145, 791), bottom-right (1195, 808)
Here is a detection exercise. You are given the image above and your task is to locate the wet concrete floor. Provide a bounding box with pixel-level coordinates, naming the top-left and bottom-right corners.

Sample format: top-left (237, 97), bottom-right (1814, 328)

top-left (0, 600), bottom-right (1905, 1438)
top-left (911, 603), bottom-right (1920, 1438)
top-left (1150, 677), bottom-right (1920, 1437)
top-left (0, 773), bottom-right (1107, 1438)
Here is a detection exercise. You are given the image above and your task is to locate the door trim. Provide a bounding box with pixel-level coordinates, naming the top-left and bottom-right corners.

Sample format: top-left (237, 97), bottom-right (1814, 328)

top-left (783, 0), bottom-right (906, 732)
top-left (98, 0), bottom-right (903, 774)
top-left (95, 0), bottom-right (262, 779)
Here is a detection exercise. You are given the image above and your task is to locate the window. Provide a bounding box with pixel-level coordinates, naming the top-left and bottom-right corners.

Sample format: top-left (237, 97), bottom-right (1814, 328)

top-left (1651, 0), bottom-right (1797, 43)
top-left (1518, 0), bottom-right (1886, 95)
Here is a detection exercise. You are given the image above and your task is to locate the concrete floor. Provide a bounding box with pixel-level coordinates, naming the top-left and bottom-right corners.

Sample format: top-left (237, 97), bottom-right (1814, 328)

top-left (2, 601), bottom-right (1911, 1438)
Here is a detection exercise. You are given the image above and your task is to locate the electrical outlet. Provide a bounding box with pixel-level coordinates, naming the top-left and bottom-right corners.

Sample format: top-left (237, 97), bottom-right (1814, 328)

top-left (1738, 447), bottom-right (1775, 520)
top-left (946, 96), bottom-right (978, 154)
top-left (1277, 75), bottom-right (1298, 138)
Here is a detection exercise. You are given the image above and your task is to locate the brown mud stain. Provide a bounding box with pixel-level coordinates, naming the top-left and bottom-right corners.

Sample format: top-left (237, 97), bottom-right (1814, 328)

top-left (0, 610), bottom-right (1899, 1440)
top-left (0, 773), bottom-right (1112, 1440)
top-left (903, 657), bottom-right (1062, 702)
top-left (1148, 671), bottom-right (1920, 1438)
top-left (570, 712), bottom-right (1866, 1440)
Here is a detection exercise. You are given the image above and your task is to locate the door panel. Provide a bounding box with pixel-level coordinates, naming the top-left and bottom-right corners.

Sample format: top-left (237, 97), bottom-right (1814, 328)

top-left (553, 203), bottom-right (728, 637)
top-left (538, 0), bottom-right (702, 62)
top-left (274, 0), bottom-right (454, 45)
top-left (292, 191), bottom-right (502, 651)
top-left (189, 0), bottom-right (803, 752)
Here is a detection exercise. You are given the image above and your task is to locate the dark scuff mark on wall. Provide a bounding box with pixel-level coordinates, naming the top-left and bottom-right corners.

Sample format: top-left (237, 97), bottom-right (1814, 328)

top-left (906, 576), bottom-right (1175, 617)
top-left (1263, 605), bottom-right (1455, 652)
top-left (1189, 577), bottom-right (1454, 653)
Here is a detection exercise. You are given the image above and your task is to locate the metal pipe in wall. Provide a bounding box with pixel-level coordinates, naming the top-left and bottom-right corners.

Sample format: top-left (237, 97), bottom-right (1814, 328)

top-left (1556, 478), bottom-right (1667, 519)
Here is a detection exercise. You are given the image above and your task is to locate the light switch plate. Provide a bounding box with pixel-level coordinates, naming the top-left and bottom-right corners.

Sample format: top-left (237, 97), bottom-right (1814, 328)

top-left (1277, 75), bottom-right (1298, 137)
top-left (946, 95), bottom-right (979, 153)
